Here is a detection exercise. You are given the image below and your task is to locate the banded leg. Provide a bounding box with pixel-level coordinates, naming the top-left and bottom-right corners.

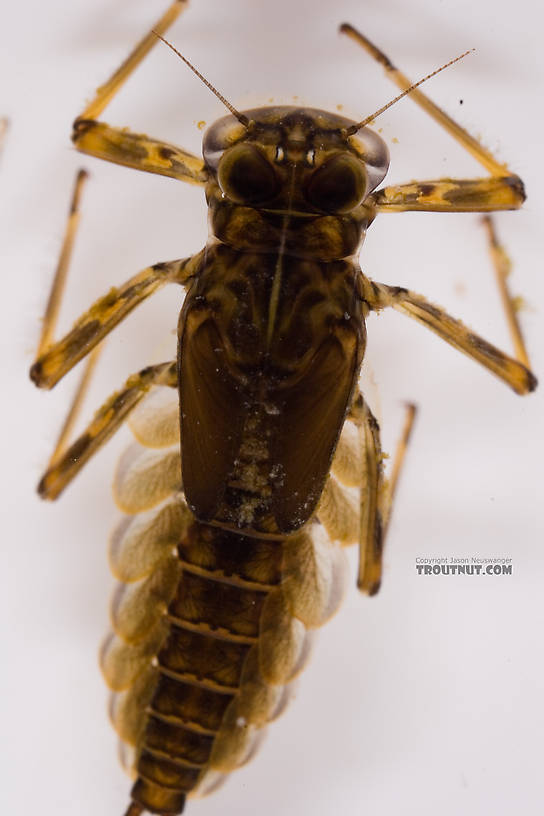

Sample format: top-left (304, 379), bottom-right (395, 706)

top-left (349, 394), bottom-right (416, 596)
top-left (35, 169), bottom-right (89, 361)
top-left (30, 167), bottom-right (201, 391)
top-left (38, 362), bottom-right (178, 501)
top-left (30, 246), bottom-right (201, 390)
top-left (73, 0), bottom-right (208, 185)
top-left (373, 176), bottom-right (524, 214)
top-left (29, 170), bottom-right (194, 498)
top-left (32, 169), bottom-right (106, 465)
top-left (483, 215), bottom-right (530, 369)
top-left (46, 344), bottom-right (103, 469)
top-left (340, 24), bottom-right (525, 213)
top-left (361, 272), bottom-right (537, 395)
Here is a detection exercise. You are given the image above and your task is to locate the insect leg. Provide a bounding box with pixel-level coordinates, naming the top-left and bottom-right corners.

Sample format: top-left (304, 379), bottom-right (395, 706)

top-left (482, 215), bottom-right (530, 369)
top-left (38, 361), bottom-right (177, 501)
top-left (32, 169), bottom-right (108, 462)
top-left (30, 166), bottom-right (201, 391)
top-left (363, 277), bottom-right (537, 395)
top-left (73, 1), bottom-right (208, 185)
top-left (372, 176), bottom-right (524, 213)
top-left (36, 169), bottom-right (89, 360)
top-left (346, 396), bottom-right (416, 595)
top-left (45, 344), bottom-right (103, 470)
top-left (30, 247), bottom-right (201, 390)
top-left (342, 25), bottom-right (526, 216)
top-left (348, 392), bottom-right (385, 595)
top-left (385, 403), bottom-right (418, 529)
top-left (340, 24), bottom-right (515, 178)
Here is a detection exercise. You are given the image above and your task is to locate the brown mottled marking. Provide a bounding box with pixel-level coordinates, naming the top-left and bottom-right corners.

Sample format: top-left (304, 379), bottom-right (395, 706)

top-left (414, 301), bottom-right (445, 321)
top-left (365, 282), bottom-right (536, 395)
top-left (419, 183), bottom-right (435, 196)
top-left (38, 362), bottom-right (177, 500)
top-left (374, 177), bottom-right (525, 212)
top-left (30, 5), bottom-right (537, 816)
top-left (31, 255), bottom-right (200, 390)
top-left (74, 121), bottom-right (208, 184)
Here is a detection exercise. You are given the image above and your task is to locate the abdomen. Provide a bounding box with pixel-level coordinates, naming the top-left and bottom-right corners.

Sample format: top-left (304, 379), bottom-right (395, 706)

top-left (103, 388), bottom-right (354, 814)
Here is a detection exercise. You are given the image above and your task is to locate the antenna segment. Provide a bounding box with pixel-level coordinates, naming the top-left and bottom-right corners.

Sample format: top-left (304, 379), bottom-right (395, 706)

top-left (152, 31), bottom-right (249, 126)
top-left (346, 49), bottom-right (474, 135)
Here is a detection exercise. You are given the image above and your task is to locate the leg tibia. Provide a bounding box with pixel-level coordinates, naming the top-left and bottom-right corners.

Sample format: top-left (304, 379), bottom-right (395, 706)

top-left (364, 280), bottom-right (536, 395)
top-left (38, 362), bottom-right (177, 500)
top-left (31, 254), bottom-right (201, 390)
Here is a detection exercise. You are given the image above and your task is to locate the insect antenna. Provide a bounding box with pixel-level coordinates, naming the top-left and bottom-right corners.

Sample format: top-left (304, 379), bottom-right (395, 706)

top-left (152, 31), bottom-right (250, 127)
top-left (344, 47), bottom-right (474, 135)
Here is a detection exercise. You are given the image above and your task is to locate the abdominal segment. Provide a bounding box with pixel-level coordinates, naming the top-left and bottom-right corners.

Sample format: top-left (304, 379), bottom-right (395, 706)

top-left (103, 388), bottom-right (352, 814)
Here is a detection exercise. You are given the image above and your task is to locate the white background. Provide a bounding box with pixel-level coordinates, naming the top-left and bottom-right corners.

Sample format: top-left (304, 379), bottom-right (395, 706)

top-left (1, 1), bottom-right (543, 815)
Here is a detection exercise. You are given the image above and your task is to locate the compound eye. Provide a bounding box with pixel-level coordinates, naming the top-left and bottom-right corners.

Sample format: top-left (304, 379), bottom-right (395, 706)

top-left (217, 143), bottom-right (278, 204)
top-left (305, 153), bottom-right (368, 214)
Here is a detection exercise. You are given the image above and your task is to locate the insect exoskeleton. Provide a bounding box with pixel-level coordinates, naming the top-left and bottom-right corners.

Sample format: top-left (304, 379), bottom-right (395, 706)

top-left (180, 106), bottom-right (389, 537)
top-left (103, 377), bottom-right (358, 813)
top-left (30, 4), bottom-right (536, 814)
top-left (101, 110), bottom-right (387, 816)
